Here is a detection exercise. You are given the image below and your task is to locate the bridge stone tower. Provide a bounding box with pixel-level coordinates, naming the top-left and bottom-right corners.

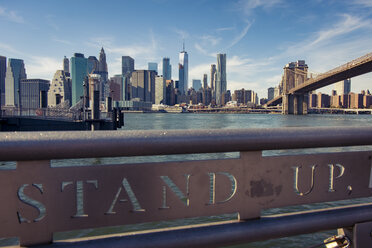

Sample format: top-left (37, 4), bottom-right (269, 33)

top-left (281, 60), bottom-right (309, 115)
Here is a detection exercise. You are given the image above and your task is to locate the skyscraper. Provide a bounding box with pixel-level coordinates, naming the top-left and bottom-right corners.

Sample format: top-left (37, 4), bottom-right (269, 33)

top-left (48, 70), bottom-right (72, 107)
top-left (215, 53), bottom-right (227, 106)
top-left (210, 64), bottom-right (216, 100)
top-left (334, 79), bottom-right (351, 95)
top-left (88, 56), bottom-right (98, 74)
top-left (5, 58), bottom-right (26, 106)
top-left (97, 47), bottom-right (109, 100)
top-left (122, 56), bottom-right (135, 100)
top-left (268, 87), bottom-right (275, 101)
top-left (162, 58), bottom-right (172, 80)
top-left (155, 75), bottom-right (165, 104)
top-left (148, 62), bottom-right (158, 73)
top-left (20, 79), bottom-right (50, 109)
top-left (71, 53), bottom-right (88, 105)
top-left (178, 45), bottom-right (188, 94)
top-left (63, 56), bottom-right (69, 74)
top-left (130, 70), bottom-right (156, 103)
top-left (203, 74), bottom-right (208, 89)
top-left (192, 79), bottom-right (202, 90)
top-left (0, 56), bottom-right (6, 106)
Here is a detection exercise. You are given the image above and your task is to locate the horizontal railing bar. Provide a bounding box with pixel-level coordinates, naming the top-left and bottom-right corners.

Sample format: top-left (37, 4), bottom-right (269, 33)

top-left (0, 126), bottom-right (371, 161)
top-left (32, 203), bottom-right (372, 248)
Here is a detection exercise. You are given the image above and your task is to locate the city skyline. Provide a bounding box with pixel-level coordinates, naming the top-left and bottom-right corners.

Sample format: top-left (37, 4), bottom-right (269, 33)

top-left (0, 1), bottom-right (372, 99)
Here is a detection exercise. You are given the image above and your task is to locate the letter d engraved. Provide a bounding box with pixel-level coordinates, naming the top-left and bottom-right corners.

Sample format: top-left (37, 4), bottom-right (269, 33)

top-left (17, 184), bottom-right (46, 223)
top-left (208, 172), bottom-right (237, 205)
top-left (292, 165), bottom-right (317, 196)
top-left (328, 164), bottom-right (345, 192)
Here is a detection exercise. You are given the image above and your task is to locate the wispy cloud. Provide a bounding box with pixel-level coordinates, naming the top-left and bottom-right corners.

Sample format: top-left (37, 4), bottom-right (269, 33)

top-left (0, 42), bottom-right (22, 55)
top-left (26, 56), bottom-right (61, 79)
top-left (216, 27), bottom-right (235, 32)
top-left (237, 0), bottom-right (283, 15)
top-left (172, 28), bottom-right (189, 40)
top-left (351, 0), bottom-right (372, 8)
top-left (0, 6), bottom-right (24, 23)
top-left (228, 21), bottom-right (253, 48)
top-left (51, 36), bottom-right (73, 45)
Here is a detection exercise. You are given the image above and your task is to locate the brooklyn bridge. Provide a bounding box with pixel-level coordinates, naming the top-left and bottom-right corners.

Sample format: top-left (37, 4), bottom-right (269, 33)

top-left (267, 52), bottom-right (372, 114)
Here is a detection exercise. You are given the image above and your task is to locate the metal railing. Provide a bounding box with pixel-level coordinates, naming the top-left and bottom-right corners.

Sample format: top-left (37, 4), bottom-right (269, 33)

top-left (0, 126), bottom-right (372, 247)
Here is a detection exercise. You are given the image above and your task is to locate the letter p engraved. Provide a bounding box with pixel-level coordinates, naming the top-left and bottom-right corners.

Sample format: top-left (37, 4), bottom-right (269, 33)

top-left (17, 184), bottom-right (46, 224)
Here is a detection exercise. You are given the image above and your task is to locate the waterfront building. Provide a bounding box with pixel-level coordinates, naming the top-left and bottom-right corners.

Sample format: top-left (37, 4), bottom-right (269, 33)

top-left (317, 93), bottom-right (330, 108)
top-left (162, 58), bottom-right (172, 80)
top-left (202, 87), bottom-right (212, 106)
top-left (221, 90), bottom-right (231, 106)
top-left (155, 75), bottom-right (165, 104)
top-left (5, 58), bottom-right (27, 106)
top-left (268, 87), bottom-right (275, 101)
top-left (0, 56), bottom-right (6, 106)
top-left (203, 74), bottom-right (208, 89)
top-left (148, 62), bottom-right (158, 73)
top-left (130, 70), bottom-right (156, 103)
top-left (109, 75), bottom-right (124, 101)
top-left (63, 56), bottom-right (69, 74)
top-left (334, 79), bottom-right (351, 95)
top-left (178, 45), bottom-right (188, 94)
top-left (165, 80), bottom-right (175, 106)
top-left (192, 79), bottom-right (202, 91)
top-left (122, 56), bottom-right (135, 101)
top-left (349, 92), bottom-right (363, 109)
top-left (363, 94), bottom-right (372, 108)
top-left (71, 53), bottom-right (88, 106)
top-left (309, 93), bottom-right (317, 108)
top-left (48, 70), bottom-right (72, 107)
top-left (20, 79), bottom-right (50, 109)
top-left (340, 94), bottom-right (349, 108)
top-left (232, 88), bottom-right (254, 105)
top-left (215, 53), bottom-right (227, 106)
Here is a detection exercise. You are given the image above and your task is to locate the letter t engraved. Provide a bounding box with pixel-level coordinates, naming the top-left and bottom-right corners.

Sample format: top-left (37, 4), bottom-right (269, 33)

top-left (61, 180), bottom-right (98, 218)
top-left (292, 165), bottom-right (317, 196)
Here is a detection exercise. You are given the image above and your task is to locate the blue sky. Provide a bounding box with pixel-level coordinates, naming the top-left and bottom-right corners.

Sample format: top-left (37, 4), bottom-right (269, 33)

top-left (0, 0), bottom-right (371, 98)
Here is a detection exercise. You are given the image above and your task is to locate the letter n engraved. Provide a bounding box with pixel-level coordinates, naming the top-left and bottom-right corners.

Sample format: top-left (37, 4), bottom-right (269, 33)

top-left (208, 172), bottom-right (237, 205)
top-left (328, 164), bottom-right (345, 192)
top-left (160, 174), bottom-right (191, 209)
top-left (17, 184), bottom-right (46, 223)
top-left (292, 165), bottom-right (317, 196)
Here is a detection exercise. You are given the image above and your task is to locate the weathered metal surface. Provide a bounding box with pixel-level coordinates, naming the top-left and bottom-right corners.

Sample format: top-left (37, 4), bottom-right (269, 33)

top-left (1, 150), bottom-right (371, 246)
top-left (0, 126), bottom-right (371, 161)
top-left (353, 221), bottom-right (372, 248)
top-left (33, 203), bottom-right (372, 248)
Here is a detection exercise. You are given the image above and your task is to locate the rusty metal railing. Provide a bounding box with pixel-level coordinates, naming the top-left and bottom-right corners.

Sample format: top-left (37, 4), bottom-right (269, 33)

top-left (0, 126), bottom-right (372, 247)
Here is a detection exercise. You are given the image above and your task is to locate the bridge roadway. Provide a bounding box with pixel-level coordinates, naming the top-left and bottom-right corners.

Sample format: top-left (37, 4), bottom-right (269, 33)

top-left (267, 52), bottom-right (372, 106)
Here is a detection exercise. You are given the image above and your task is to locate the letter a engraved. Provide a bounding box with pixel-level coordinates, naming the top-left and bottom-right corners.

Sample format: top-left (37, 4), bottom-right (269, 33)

top-left (17, 184), bottom-right (46, 223)
top-left (106, 178), bottom-right (145, 214)
top-left (328, 164), bottom-right (345, 192)
top-left (208, 172), bottom-right (237, 205)
top-left (160, 175), bottom-right (191, 209)
top-left (292, 165), bottom-right (317, 196)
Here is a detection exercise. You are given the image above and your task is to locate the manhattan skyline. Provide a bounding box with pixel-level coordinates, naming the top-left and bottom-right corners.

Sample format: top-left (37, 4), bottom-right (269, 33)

top-left (0, 0), bottom-right (372, 98)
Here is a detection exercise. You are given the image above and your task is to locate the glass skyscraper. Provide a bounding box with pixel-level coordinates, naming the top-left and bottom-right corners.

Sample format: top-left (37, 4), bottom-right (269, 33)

top-left (0, 56), bottom-right (6, 106)
top-left (216, 53), bottom-right (226, 106)
top-left (71, 53), bottom-right (88, 105)
top-left (148, 62), bottom-right (158, 73)
top-left (5, 58), bottom-right (26, 106)
top-left (178, 49), bottom-right (188, 94)
top-left (162, 58), bottom-right (171, 80)
top-left (122, 56), bottom-right (135, 101)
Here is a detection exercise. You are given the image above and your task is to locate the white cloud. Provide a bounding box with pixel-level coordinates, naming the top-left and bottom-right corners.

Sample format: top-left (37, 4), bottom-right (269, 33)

top-left (351, 0), bottom-right (372, 8)
top-left (0, 42), bottom-right (22, 55)
top-left (237, 0), bottom-right (283, 15)
top-left (0, 6), bottom-right (24, 23)
top-left (228, 21), bottom-right (253, 48)
top-left (25, 56), bottom-right (61, 80)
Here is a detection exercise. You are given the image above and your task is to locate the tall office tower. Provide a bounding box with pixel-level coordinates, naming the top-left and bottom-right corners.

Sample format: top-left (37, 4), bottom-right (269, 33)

top-left (155, 75), bottom-right (165, 104)
top-left (88, 56), bottom-right (98, 74)
top-left (162, 58), bottom-right (172, 80)
top-left (109, 75), bottom-right (123, 101)
top-left (97, 47), bottom-right (109, 100)
top-left (48, 70), bottom-right (72, 107)
top-left (148, 62), bottom-right (158, 73)
top-left (0, 56), bottom-right (6, 106)
top-left (122, 56), bottom-right (135, 100)
top-left (334, 79), bottom-right (351, 95)
top-left (130, 70), bottom-right (156, 103)
top-left (5, 58), bottom-right (26, 106)
top-left (268, 87), bottom-right (275, 101)
top-left (20, 79), bottom-right (50, 109)
top-left (210, 64), bottom-right (216, 100)
top-left (202, 74), bottom-right (207, 89)
top-left (192, 79), bottom-right (202, 90)
top-left (215, 53), bottom-right (227, 105)
top-left (63, 56), bottom-right (70, 74)
top-left (178, 45), bottom-right (188, 94)
top-left (71, 53), bottom-right (88, 105)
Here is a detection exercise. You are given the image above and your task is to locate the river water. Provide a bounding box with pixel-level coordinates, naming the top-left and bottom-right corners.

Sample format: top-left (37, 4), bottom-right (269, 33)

top-left (2, 113), bottom-right (372, 247)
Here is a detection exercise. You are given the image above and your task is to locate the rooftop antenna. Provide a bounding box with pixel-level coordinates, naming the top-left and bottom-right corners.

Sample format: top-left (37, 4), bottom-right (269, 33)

top-left (183, 40), bottom-right (185, 52)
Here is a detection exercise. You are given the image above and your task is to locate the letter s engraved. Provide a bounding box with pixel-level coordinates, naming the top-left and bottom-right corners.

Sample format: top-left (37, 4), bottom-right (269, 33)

top-left (17, 184), bottom-right (46, 223)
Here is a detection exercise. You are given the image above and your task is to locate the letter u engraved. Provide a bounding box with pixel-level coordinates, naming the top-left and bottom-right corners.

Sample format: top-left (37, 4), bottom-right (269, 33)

top-left (292, 165), bottom-right (317, 196)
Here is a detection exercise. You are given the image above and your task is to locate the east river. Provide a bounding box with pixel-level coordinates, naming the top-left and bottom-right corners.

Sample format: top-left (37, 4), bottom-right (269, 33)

top-left (2, 113), bottom-right (372, 248)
